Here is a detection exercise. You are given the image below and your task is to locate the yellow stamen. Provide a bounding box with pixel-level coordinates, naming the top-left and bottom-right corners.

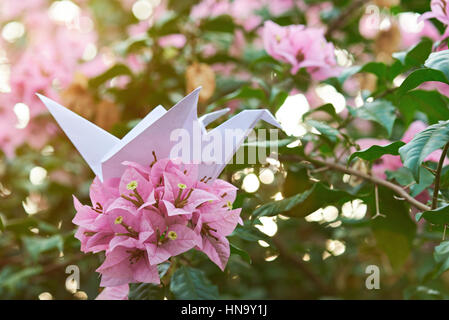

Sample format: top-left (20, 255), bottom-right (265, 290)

top-left (126, 181), bottom-right (138, 190)
top-left (178, 183), bottom-right (187, 190)
top-left (114, 216), bottom-right (123, 224)
top-left (167, 230), bottom-right (178, 240)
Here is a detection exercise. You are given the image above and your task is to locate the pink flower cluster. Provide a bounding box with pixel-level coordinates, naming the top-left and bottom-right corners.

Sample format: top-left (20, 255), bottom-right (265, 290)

top-left (263, 21), bottom-right (341, 80)
top-left (0, 0), bottom-right (102, 157)
top-left (190, 0), bottom-right (302, 31)
top-left (72, 157), bottom-right (242, 299)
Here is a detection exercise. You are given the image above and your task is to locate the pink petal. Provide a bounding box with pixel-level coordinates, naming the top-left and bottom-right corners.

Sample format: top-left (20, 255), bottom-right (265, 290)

top-left (96, 284), bottom-right (129, 300)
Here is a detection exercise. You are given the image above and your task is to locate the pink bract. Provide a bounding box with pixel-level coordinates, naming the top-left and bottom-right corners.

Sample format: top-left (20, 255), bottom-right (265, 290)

top-left (263, 20), bottom-right (341, 80)
top-left (72, 158), bottom-right (242, 299)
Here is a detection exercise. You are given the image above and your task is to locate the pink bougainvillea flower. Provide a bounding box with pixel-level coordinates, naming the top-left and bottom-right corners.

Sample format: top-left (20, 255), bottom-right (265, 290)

top-left (96, 211), bottom-right (158, 287)
top-left (420, 0), bottom-right (449, 26)
top-left (89, 177), bottom-right (120, 212)
top-left (96, 284), bottom-right (129, 300)
top-left (144, 211), bottom-right (198, 265)
top-left (72, 196), bottom-right (114, 253)
top-left (73, 158), bottom-right (242, 298)
top-left (97, 245), bottom-right (160, 287)
top-left (193, 208), bottom-right (242, 270)
top-left (160, 171), bottom-right (218, 216)
top-left (263, 21), bottom-right (341, 80)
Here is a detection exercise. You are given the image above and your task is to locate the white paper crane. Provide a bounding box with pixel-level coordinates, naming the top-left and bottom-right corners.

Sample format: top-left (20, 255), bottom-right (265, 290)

top-left (37, 87), bottom-right (281, 182)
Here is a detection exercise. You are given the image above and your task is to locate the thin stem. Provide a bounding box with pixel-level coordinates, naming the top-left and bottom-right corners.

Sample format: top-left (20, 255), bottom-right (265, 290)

top-left (432, 142), bottom-right (449, 209)
top-left (280, 154), bottom-right (431, 212)
top-left (372, 184), bottom-right (386, 219)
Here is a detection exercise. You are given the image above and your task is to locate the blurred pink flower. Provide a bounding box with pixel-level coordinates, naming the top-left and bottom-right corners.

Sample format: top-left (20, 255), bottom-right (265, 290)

top-left (229, 0), bottom-right (264, 31)
top-left (268, 0), bottom-right (295, 16)
top-left (399, 15), bottom-right (441, 49)
top-left (0, 0), bottom-right (44, 20)
top-left (358, 12), bottom-right (381, 40)
top-left (229, 30), bottom-right (246, 58)
top-left (128, 20), bottom-right (150, 37)
top-left (0, 2), bottom-right (101, 157)
top-left (191, 0), bottom-right (231, 20)
top-left (263, 20), bottom-right (341, 80)
top-left (158, 34), bottom-right (187, 48)
top-left (306, 2), bottom-right (333, 28)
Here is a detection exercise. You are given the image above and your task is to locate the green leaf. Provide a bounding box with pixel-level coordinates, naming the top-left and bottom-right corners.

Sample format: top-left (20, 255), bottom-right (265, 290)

top-left (302, 103), bottom-right (340, 122)
top-left (360, 62), bottom-right (388, 81)
top-left (128, 263), bottom-right (170, 300)
top-left (199, 15), bottom-right (235, 33)
top-left (368, 186), bottom-right (417, 270)
top-left (404, 285), bottom-right (445, 300)
top-left (128, 282), bottom-right (164, 300)
top-left (115, 35), bottom-right (152, 55)
top-left (0, 267), bottom-right (42, 291)
top-left (5, 217), bottom-right (38, 233)
top-left (396, 48), bottom-right (449, 95)
top-left (397, 69), bottom-right (449, 95)
top-left (230, 243), bottom-right (252, 264)
top-left (89, 64), bottom-right (133, 88)
top-left (440, 166), bottom-right (449, 190)
top-left (22, 235), bottom-right (63, 262)
top-left (0, 215), bottom-right (4, 232)
top-left (231, 223), bottom-right (272, 243)
top-left (269, 87), bottom-right (288, 110)
top-left (387, 167), bottom-right (434, 197)
top-left (425, 50), bottom-right (449, 79)
top-left (393, 38), bottom-right (433, 67)
top-left (306, 120), bottom-right (340, 143)
top-left (351, 100), bottom-right (396, 136)
top-left (170, 266), bottom-right (219, 300)
top-left (433, 241), bottom-right (449, 277)
top-left (417, 204), bottom-right (449, 225)
top-left (396, 90), bottom-right (449, 125)
top-left (332, 62), bottom-right (388, 86)
top-left (348, 141), bottom-right (405, 164)
top-left (399, 120), bottom-right (449, 181)
top-left (216, 86), bottom-right (266, 104)
top-left (253, 183), bottom-right (354, 218)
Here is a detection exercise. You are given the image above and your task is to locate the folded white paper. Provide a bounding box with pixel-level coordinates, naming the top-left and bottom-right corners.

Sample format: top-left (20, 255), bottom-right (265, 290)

top-left (37, 87), bottom-right (281, 181)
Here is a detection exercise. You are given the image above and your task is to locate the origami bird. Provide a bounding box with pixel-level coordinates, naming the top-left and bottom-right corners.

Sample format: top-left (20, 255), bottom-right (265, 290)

top-left (37, 87), bottom-right (280, 182)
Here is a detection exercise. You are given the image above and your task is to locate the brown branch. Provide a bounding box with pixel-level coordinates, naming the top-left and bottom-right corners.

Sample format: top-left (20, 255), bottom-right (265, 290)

top-left (280, 154), bottom-right (431, 212)
top-left (272, 237), bottom-right (334, 295)
top-left (432, 142), bottom-right (449, 210)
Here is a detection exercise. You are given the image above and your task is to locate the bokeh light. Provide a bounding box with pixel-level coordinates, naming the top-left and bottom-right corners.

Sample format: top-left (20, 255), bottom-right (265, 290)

top-left (242, 173), bottom-right (260, 193)
top-left (275, 93), bottom-right (309, 137)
